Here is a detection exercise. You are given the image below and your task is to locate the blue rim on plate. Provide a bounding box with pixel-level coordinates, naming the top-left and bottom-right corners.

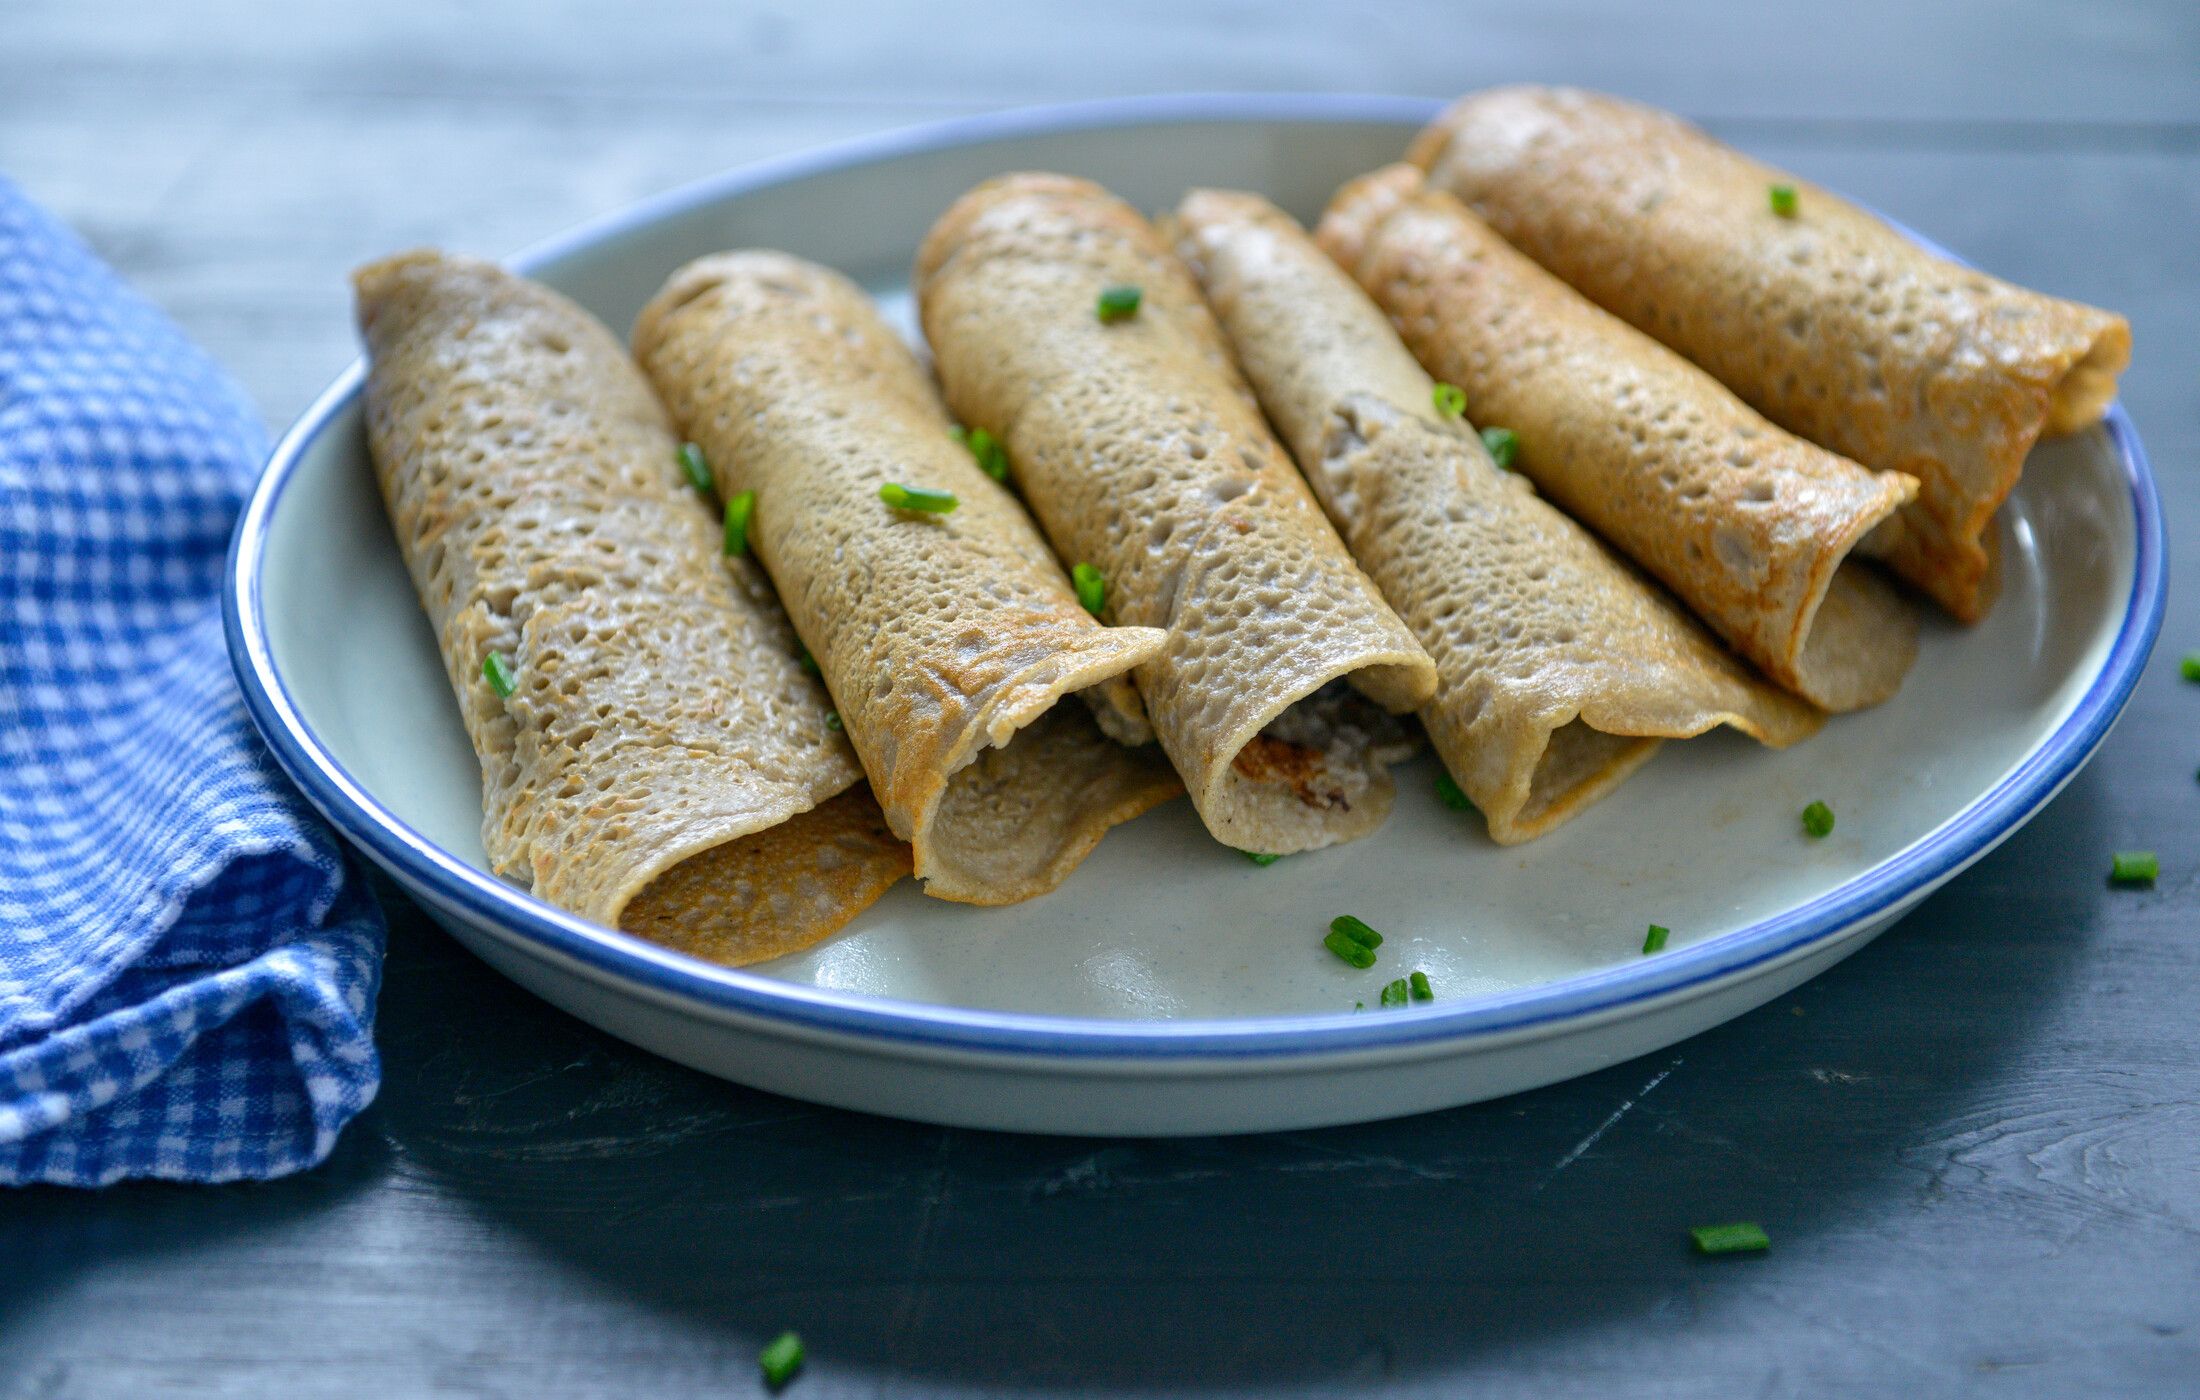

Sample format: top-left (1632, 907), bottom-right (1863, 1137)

top-left (223, 93), bottom-right (2167, 1062)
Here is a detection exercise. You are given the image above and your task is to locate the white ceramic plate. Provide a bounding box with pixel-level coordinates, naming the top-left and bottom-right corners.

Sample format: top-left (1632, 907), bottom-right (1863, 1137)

top-left (226, 95), bottom-right (2164, 1135)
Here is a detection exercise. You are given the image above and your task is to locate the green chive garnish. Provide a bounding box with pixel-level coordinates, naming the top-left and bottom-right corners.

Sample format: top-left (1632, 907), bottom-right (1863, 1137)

top-left (1769, 184), bottom-right (1799, 218)
top-left (1354, 1001), bottom-right (1365, 1011)
top-left (2181, 652), bottom-right (2200, 682)
top-left (482, 651), bottom-right (517, 699)
top-left (1643, 923), bottom-right (1671, 954)
top-left (1801, 800), bottom-right (1835, 838)
top-left (759, 1331), bottom-right (805, 1389)
top-left (825, 710), bottom-right (842, 732)
top-left (880, 482), bottom-right (958, 514)
top-left (723, 490), bottom-right (756, 556)
top-left (1245, 851), bottom-right (1281, 866)
top-left (1329, 914), bottom-right (1383, 951)
top-left (957, 425), bottom-right (1009, 481)
top-left (1432, 382), bottom-right (1467, 418)
top-left (1096, 284), bottom-right (1142, 323)
top-left (1434, 771), bottom-right (1474, 812)
top-left (1323, 930), bottom-right (1377, 969)
top-left (677, 441), bottom-right (712, 491)
top-left (1409, 970), bottom-right (1433, 1002)
top-left (1072, 562), bottom-right (1106, 617)
top-left (2110, 851), bottom-right (2159, 885)
top-left (1480, 425), bottom-right (1519, 471)
top-left (1691, 1222), bottom-right (1770, 1255)
top-left (1379, 978), bottom-right (1411, 1008)
top-left (797, 646), bottom-right (820, 675)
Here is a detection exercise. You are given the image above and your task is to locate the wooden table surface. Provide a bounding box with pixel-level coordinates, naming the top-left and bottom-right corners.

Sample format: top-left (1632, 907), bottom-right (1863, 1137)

top-left (4, 2), bottom-right (2197, 1395)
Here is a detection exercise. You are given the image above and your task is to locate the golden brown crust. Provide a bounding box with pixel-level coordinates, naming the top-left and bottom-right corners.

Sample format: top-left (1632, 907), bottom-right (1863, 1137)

top-left (1318, 167), bottom-right (1918, 713)
top-left (354, 251), bottom-right (904, 963)
top-left (1175, 189), bottom-right (1820, 843)
top-left (632, 251), bottom-right (1172, 904)
top-left (1412, 86), bottom-right (2131, 622)
top-left (917, 174), bottom-right (1437, 853)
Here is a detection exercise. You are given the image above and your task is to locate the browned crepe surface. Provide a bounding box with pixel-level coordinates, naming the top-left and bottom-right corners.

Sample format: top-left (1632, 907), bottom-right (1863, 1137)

top-left (1173, 189), bottom-right (1820, 843)
top-left (917, 174), bottom-right (1438, 855)
top-left (1411, 86), bottom-right (2131, 622)
top-left (1319, 166), bottom-right (1919, 714)
top-left (633, 251), bottom-right (1177, 905)
top-left (355, 251), bottom-right (907, 963)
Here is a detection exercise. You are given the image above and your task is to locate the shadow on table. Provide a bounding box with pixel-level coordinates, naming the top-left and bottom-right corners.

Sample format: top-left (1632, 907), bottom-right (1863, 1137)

top-left (0, 768), bottom-right (2111, 1390)
top-left (361, 767), bottom-right (2113, 1391)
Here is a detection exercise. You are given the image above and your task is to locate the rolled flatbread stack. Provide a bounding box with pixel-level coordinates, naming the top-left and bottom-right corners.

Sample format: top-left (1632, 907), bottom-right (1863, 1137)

top-left (354, 251), bottom-right (909, 965)
top-left (1409, 86), bottom-right (2133, 623)
top-left (1170, 190), bottom-right (1820, 842)
top-left (1319, 166), bottom-right (1920, 714)
top-left (633, 251), bottom-right (1178, 904)
top-left (917, 174), bottom-right (1439, 854)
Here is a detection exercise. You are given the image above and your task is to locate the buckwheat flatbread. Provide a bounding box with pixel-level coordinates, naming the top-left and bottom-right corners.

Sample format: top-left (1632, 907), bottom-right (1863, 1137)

top-left (633, 251), bottom-right (1177, 904)
top-left (1410, 86), bottom-right (2131, 622)
top-left (1320, 166), bottom-right (1919, 713)
top-left (354, 251), bottom-right (908, 964)
top-left (918, 174), bottom-right (1438, 854)
top-left (1173, 189), bottom-right (1820, 843)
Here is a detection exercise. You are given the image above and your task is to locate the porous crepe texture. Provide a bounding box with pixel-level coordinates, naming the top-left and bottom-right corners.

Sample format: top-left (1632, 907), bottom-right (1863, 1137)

top-left (354, 251), bottom-right (907, 964)
top-left (633, 251), bottom-right (1177, 905)
top-left (1411, 86), bottom-right (2132, 623)
top-left (917, 174), bottom-right (1439, 855)
top-left (1172, 189), bottom-right (1820, 844)
top-left (1319, 166), bottom-right (1919, 714)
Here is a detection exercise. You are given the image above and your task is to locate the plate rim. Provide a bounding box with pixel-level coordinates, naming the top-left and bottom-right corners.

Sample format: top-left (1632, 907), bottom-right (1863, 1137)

top-left (223, 91), bottom-right (2168, 1064)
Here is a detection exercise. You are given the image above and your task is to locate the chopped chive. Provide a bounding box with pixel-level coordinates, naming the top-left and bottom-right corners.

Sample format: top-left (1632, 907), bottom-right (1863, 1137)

top-left (797, 646), bottom-right (820, 675)
top-left (759, 1331), bottom-right (805, 1389)
top-left (1245, 851), bottom-right (1282, 866)
top-left (1434, 771), bottom-right (1475, 812)
top-left (1096, 284), bottom-right (1142, 323)
top-left (723, 490), bottom-right (756, 556)
top-left (1409, 970), bottom-right (1433, 1002)
top-left (959, 425), bottom-right (1009, 481)
top-left (1801, 800), bottom-right (1835, 839)
top-left (1432, 381), bottom-right (1467, 418)
top-left (880, 482), bottom-right (959, 514)
top-left (1329, 914), bottom-right (1383, 950)
top-left (825, 710), bottom-right (842, 732)
top-left (1691, 1221), bottom-right (1770, 1255)
top-left (1643, 923), bottom-right (1671, 954)
top-left (1323, 930), bottom-right (1377, 969)
top-left (1379, 978), bottom-right (1411, 1008)
top-left (2110, 850), bottom-right (2159, 885)
top-left (2181, 652), bottom-right (2200, 682)
top-left (1479, 425), bottom-right (1519, 471)
top-left (1769, 184), bottom-right (1799, 218)
top-left (482, 651), bottom-right (517, 699)
top-left (1353, 1001), bottom-right (1365, 1012)
top-left (1072, 562), bottom-right (1107, 617)
top-left (677, 441), bottom-right (712, 491)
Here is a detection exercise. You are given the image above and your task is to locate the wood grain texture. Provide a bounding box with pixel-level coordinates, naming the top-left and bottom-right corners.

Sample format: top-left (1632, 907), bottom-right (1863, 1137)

top-left (3, 2), bottom-right (2199, 1396)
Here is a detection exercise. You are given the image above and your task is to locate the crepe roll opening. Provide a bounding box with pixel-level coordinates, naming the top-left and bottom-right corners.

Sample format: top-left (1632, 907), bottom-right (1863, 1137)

top-left (619, 786), bottom-right (911, 966)
top-left (2045, 318), bottom-right (2132, 436)
top-left (634, 249), bottom-right (1177, 907)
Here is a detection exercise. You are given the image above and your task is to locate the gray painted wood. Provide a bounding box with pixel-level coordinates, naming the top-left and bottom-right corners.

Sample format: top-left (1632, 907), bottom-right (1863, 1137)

top-left (3, 2), bottom-right (2197, 1395)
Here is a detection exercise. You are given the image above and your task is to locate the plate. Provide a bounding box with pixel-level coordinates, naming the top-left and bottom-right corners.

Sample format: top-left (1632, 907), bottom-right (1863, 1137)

top-left (224, 94), bottom-right (2165, 1135)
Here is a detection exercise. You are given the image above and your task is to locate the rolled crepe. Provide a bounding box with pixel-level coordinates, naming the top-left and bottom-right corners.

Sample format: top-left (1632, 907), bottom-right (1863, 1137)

top-left (1319, 167), bottom-right (1920, 713)
top-left (354, 251), bottom-right (908, 965)
top-left (1171, 190), bottom-right (1821, 842)
top-left (917, 174), bottom-right (1438, 854)
top-left (633, 251), bottom-right (1178, 904)
top-left (1410, 87), bottom-right (2132, 623)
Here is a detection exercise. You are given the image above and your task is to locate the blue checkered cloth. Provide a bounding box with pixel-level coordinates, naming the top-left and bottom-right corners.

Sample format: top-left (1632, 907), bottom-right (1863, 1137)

top-left (0, 176), bottom-right (384, 1187)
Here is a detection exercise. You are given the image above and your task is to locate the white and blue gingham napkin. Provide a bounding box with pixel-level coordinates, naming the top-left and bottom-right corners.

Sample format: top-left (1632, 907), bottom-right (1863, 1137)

top-left (0, 176), bottom-right (384, 1187)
